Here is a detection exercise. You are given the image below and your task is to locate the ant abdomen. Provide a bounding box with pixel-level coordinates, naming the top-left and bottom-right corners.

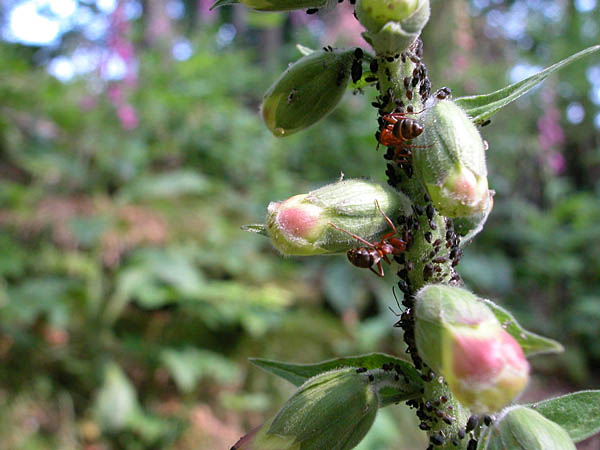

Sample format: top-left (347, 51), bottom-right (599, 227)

top-left (393, 118), bottom-right (424, 140)
top-left (348, 247), bottom-right (379, 268)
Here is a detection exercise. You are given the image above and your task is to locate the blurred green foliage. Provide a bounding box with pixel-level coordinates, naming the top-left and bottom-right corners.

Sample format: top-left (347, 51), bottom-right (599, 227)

top-left (0, 0), bottom-right (599, 448)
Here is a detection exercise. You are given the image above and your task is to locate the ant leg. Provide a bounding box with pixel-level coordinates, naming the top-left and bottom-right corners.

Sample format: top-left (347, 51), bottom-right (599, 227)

top-left (403, 143), bottom-right (431, 149)
top-left (401, 108), bottom-right (427, 115)
top-left (393, 147), bottom-right (411, 161)
top-left (374, 200), bottom-right (397, 235)
top-left (388, 238), bottom-right (407, 253)
top-left (368, 266), bottom-right (381, 277)
top-left (328, 222), bottom-right (376, 248)
top-left (382, 115), bottom-right (400, 124)
top-left (376, 261), bottom-right (385, 277)
top-left (389, 286), bottom-right (404, 316)
top-left (391, 287), bottom-right (401, 312)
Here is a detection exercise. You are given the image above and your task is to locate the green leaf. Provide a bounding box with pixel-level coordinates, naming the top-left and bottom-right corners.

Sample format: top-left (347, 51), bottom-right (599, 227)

top-left (94, 362), bottom-right (138, 431)
top-left (250, 352), bottom-right (423, 406)
top-left (483, 299), bottom-right (564, 356)
top-left (455, 45), bottom-right (600, 124)
top-left (528, 390), bottom-right (600, 443)
top-left (210, 0), bottom-right (239, 10)
top-left (240, 223), bottom-right (268, 237)
top-left (296, 44), bottom-right (315, 56)
top-left (160, 347), bottom-right (241, 393)
top-left (118, 170), bottom-right (209, 201)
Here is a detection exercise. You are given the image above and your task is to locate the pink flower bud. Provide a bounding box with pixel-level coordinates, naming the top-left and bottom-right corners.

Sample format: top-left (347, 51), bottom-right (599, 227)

top-left (415, 285), bottom-right (530, 412)
top-left (445, 326), bottom-right (530, 413)
top-left (263, 179), bottom-right (411, 256)
top-left (413, 99), bottom-right (491, 218)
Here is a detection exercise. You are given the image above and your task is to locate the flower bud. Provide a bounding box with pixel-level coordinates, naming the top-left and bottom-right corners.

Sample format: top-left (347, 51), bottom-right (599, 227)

top-left (356, 0), bottom-right (418, 33)
top-left (453, 188), bottom-right (494, 244)
top-left (266, 179), bottom-right (411, 256)
top-left (486, 406), bottom-right (576, 450)
top-left (358, 0), bottom-right (430, 54)
top-left (211, 0), bottom-right (326, 12)
top-left (414, 285), bottom-right (530, 413)
top-left (231, 368), bottom-right (379, 450)
top-left (261, 49), bottom-right (355, 137)
top-left (413, 99), bottom-right (490, 218)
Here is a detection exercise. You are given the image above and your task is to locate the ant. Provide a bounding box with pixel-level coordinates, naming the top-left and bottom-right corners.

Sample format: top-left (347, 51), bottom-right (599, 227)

top-left (329, 200), bottom-right (406, 277)
top-left (378, 111), bottom-right (424, 147)
top-left (377, 110), bottom-right (428, 163)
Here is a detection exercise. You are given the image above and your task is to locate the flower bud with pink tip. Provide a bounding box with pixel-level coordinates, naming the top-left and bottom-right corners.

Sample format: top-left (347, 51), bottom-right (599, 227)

top-left (413, 99), bottom-right (491, 218)
top-left (263, 179), bottom-right (412, 256)
top-left (414, 285), bottom-right (530, 413)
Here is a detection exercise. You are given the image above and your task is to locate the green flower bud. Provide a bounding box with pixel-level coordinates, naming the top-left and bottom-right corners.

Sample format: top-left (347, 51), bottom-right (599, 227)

top-left (211, 0), bottom-right (326, 12)
top-left (266, 179), bottom-right (412, 256)
top-left (231, 368), bottom-right (379, 450)
top-left (261, 49), bottom-right (355, 137)
top-left (413, 99), bottom-right (490, 218)
top-left (358, 0), bottom-right (430, 55)
top-left (356, 0), bottom-right (418, 33)
top-left (415, 285), bottom-right (530, 413)
top-left (485, 406), bottom-right (576, 450)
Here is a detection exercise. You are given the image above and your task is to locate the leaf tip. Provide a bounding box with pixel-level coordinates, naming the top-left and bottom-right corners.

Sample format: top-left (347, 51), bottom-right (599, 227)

top-left (210, 0), bottom-right (238, 10)
top-left (241, 223), bottom-right (268, 236)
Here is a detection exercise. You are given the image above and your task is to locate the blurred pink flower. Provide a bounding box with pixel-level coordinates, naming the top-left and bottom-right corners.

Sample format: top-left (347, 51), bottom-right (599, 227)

top-left (80, 95), bottom-right (98, 111)
top-left (547, 151), bottom-right (566, 174)
top-left (108, 84), bottom-right (123, 103)
top-left (452, 54), bottom-right (470, 73)
top-left (117, 104), bottom-right (139, 130)
top-left (538, 107), bottom-right (565, 150)
top-left (198, 0), bottom-right (217, 23)
top-left (323, 4), bottom-right (369, 47)
top-left (537, 105), bottom-right (566, 175)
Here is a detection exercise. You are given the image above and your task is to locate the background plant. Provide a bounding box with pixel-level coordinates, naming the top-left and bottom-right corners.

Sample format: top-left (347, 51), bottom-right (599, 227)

top-left (0, 0), bottom-right (599, 449)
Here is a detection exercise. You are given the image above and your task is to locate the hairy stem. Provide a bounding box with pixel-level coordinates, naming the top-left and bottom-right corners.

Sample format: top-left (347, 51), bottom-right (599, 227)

top-left (371, 39), bottom-right (471, 449)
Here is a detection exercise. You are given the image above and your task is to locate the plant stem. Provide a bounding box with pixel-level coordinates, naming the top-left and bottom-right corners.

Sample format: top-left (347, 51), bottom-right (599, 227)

top-left (371, 40), bottom-right (471, 449)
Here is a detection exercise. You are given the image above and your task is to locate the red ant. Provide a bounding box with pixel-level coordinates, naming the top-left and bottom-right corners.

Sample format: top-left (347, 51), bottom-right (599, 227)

top-left (379, 112), bottom-right (424, 147)
top-left (329, 200), bottom-right (406, 277)
top-left (377, 111), bottom-right (426, 163)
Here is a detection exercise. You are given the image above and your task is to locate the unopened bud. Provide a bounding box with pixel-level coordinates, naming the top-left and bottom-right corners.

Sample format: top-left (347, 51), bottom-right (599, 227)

top-left (414, 99), bottom-right (490, 218)
top-left (261, 49), bottom-right (355, 137)
top-left (211, 0), bottom-right (326, 12)
top-left (356, 0), bottom-right (418, 33)
top-left (231, 368), bottom-right (379, 450)
top-left (358, 0), bottom-right (430, 54)
top-left (265, 179), bottom-right (411, 256)
top-left (453, 188), bottom-right (494, 244)
top-left (486, 406), bottom-right (576, 450)
top-left (414, 285), bottom-right (530, 412)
